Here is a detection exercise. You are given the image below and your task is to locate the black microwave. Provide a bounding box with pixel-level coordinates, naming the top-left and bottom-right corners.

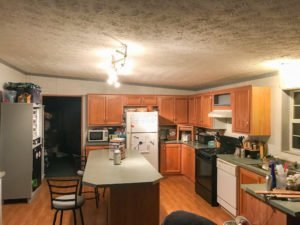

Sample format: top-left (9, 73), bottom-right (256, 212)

top-left (198, 134), bottom-right (215, 144)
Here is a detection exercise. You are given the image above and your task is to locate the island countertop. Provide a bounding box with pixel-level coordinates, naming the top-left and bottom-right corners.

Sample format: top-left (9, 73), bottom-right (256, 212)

top-left (83, 149), bottom-right (163, 187)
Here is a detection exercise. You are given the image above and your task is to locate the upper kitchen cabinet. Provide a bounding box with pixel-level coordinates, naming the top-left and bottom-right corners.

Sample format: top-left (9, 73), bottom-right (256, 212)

top-left (212, 89), bottom-right (232, 110)
top-left (158, 96), bottom-right (188, 125)
top-left (174, 96), bottom-right (188, 124)
top-left (124, 95), bottom-right (157, 106)
top-left (232, 86), bottom-right (271, 136)
top-left (87, 94), bottom-right (123, 126)
top-left (195, 93), bottom-right (213, 128)
top-left (158, 96), bottom-right (175, 125)
top-left (88, 95), bottom-right (106, 125)
top-left (200, 93), bottom-right (213, 128)
top-left (188, 96), bottom-right (196, 124)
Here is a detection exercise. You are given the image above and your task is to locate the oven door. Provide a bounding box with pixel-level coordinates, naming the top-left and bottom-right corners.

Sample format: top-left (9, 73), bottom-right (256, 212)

top-left (195, 153), bottom-right (214, 190)
top-left (195, 152), bottom-right (218, 206)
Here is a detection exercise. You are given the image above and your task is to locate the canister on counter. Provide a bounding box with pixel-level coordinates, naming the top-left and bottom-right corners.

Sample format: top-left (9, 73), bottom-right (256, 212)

top-left (113, 149), bottom-right (121, 165)
top-left (266, 175), bottom-right (272, 191)
top-left (241, 148), bottom-right (245, 158)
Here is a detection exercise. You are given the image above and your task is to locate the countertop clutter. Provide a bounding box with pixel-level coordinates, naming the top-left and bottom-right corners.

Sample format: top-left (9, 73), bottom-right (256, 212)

top-left (218, 155), bottom-right (300, 220)
top-left (241, 184), bottom-right (300, 217)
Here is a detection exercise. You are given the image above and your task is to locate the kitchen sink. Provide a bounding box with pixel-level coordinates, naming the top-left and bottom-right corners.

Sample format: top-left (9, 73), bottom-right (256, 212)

top-left (249, 163), bottom-right (300, 175)
top-left (250, 163), bottom-right (269, 171)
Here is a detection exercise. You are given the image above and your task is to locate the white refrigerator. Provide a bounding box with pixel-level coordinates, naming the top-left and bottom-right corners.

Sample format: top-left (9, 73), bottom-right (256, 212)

top-left (126, 112), bottom-right (159, 170)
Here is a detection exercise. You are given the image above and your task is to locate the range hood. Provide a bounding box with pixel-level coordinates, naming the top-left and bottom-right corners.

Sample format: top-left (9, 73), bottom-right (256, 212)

top-left (208, 110), bottom-right (232, 118)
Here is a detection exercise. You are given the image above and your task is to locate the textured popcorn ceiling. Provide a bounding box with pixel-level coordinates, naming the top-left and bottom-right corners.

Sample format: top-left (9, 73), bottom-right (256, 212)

top-left (1, 0), bottom-right (300, 90)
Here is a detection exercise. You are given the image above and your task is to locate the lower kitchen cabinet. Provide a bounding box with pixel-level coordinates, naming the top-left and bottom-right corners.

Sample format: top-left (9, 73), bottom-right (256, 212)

top-left (242, 191), bottom-right (287, 225)
top-left (239, 167), bottom-right (265, 216)
top-left (85, 145), bottom-right (109, 157)
top-left (160, 144), bottom-right (181, 174)
top-left (181, 144), bottom-right (195, 182)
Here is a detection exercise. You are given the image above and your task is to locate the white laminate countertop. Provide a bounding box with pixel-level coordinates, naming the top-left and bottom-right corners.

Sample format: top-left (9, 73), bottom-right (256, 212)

top-left (0, 172), bottom-right (5, 178)
top-left (82, 149), bottom-right (163, 187)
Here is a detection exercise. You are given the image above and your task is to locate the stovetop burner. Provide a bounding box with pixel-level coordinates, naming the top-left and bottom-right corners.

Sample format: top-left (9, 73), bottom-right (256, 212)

top-left (197, 147), bottom-right (235, 158)
top-left (196, 135), bottom-right (239, 158)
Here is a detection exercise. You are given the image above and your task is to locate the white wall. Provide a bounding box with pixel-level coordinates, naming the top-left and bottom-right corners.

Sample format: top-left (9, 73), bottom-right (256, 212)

top-left (25, 75), bottom-right (194, 95)
top-left (0, 64), bottom-right (25, 91)
top-left (198, 74), bottom-right (300, 162)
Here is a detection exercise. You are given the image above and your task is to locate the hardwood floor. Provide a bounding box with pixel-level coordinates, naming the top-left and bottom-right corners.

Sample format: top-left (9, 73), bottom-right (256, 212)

top-left (3, 175), bottom-right (231, 225)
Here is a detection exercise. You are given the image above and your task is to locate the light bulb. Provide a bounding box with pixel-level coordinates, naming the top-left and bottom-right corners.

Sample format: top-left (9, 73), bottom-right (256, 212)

top-left (107, 78), bottom-right (113, 85)
top-left (114, 82), bottom-right (120, 88)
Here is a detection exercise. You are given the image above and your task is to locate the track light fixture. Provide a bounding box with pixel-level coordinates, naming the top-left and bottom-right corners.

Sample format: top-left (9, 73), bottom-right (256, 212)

top-left (106, 42), bottom-right (127, 88)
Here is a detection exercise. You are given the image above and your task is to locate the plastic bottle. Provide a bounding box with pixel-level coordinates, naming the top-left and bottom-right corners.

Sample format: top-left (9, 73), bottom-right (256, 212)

top-left (270, 161), bottom-right (277, 189)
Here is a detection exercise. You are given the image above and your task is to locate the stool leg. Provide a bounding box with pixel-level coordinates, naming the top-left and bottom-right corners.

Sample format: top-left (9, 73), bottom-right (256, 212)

top-left (79, 208), bottom-right (85, 225)
top-left (94, 187), bottom-right (99, 208)
top-left (103, 187), bottom-right (106, 197)
top-left (72, 209), bottom-right (77, 225)
top-left (60, 210), bottom-right (64, 225)
top-left (53, 210), bottom-right (59, 225)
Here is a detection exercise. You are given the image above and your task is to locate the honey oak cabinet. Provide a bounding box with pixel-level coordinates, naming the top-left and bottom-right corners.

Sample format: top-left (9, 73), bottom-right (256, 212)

top-left (241, 191), bottom-right (287, 225)
top-left (85, 145), bottom-right (109, 157)
top-left (174, 96), bottom-right (188, 124)
top-left (195, 95), bottom-right (202, 125)
top-left (160, 143), bottom-right (181, 174)
top-left (200, 93), bottom-right (213, 128)
top-left (239, 168), bottom-right (300, 225)
top-left (181, 144), bottom-right (195, 182)
top-left (239, 167), bottom-right (265, 216)
top-left (158, 96), bottom-right (188, 125)
top-left (88, 95), bottom-right (106, 125)
top-left (194, 93), bottom-right (213, 128)
top-left (124, 95), bottom-right (157, 106)
top-left (158, 96), bottom-right (175, 125)
top-left (87, 95), bottom-right (123, 126)
top-left (232, 86), bottom-right (271, 136)
top-left (188, 96), bottom-right (196, 124)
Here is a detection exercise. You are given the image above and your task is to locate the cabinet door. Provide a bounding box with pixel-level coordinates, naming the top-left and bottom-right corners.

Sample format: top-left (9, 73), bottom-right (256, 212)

top-left (195, 95), bottom-right (202, 126)
top-left (181, 145), bottom-right (195, 182)
top-left (125, 96), bottom-right (142, 105)
top-left (158, 96), bottom-right (175, 125)
top-left (142, 96), bottom-right (157, 105)
top-left (105, 95), bottom-right (123, 125)
top-left (181, 145), bottom-right (189, 177)
top-left (87, 95), bottom-right (106, 125)
top-left (239, 167), bottom-right (265, 216)
top-left (174, 96), bottom-right (188, 124)
top-left (233, 86), bottom-right (251, 133)
top-left (201, 94), bottom-right (212, 128)
top-left (188, 97), bottom-right (196, 125)
top-left (161, 144), bottom-right (181, 174)
top-left (242, 191), bottom-right (286, 225)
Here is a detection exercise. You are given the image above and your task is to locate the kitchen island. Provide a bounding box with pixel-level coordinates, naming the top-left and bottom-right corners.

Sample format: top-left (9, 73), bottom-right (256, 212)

top-left (83, 149), bottom-right (163, 225)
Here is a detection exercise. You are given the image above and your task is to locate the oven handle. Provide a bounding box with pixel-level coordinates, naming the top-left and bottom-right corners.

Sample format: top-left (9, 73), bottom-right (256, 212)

top-left (196, 153), bottom-right (212, 161)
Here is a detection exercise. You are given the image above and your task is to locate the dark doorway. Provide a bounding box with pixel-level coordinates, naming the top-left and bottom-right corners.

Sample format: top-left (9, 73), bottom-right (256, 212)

top-left (43, 96), bottom-right (82, 177)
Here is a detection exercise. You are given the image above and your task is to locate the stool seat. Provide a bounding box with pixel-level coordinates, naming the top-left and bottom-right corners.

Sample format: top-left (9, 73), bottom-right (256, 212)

top-left (162, 210), bottom-right (216, 225)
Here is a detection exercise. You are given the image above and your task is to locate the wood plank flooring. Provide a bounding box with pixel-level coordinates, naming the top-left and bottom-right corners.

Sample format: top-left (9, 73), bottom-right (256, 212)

top-left (3, 175), bottom-right (231, 225)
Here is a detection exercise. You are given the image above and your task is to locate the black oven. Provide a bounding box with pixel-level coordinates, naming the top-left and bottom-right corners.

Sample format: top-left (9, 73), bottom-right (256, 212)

top-left (195, 149), bottom-right (218, 206)
top-left (195, 136), bottom-right (239, 206)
